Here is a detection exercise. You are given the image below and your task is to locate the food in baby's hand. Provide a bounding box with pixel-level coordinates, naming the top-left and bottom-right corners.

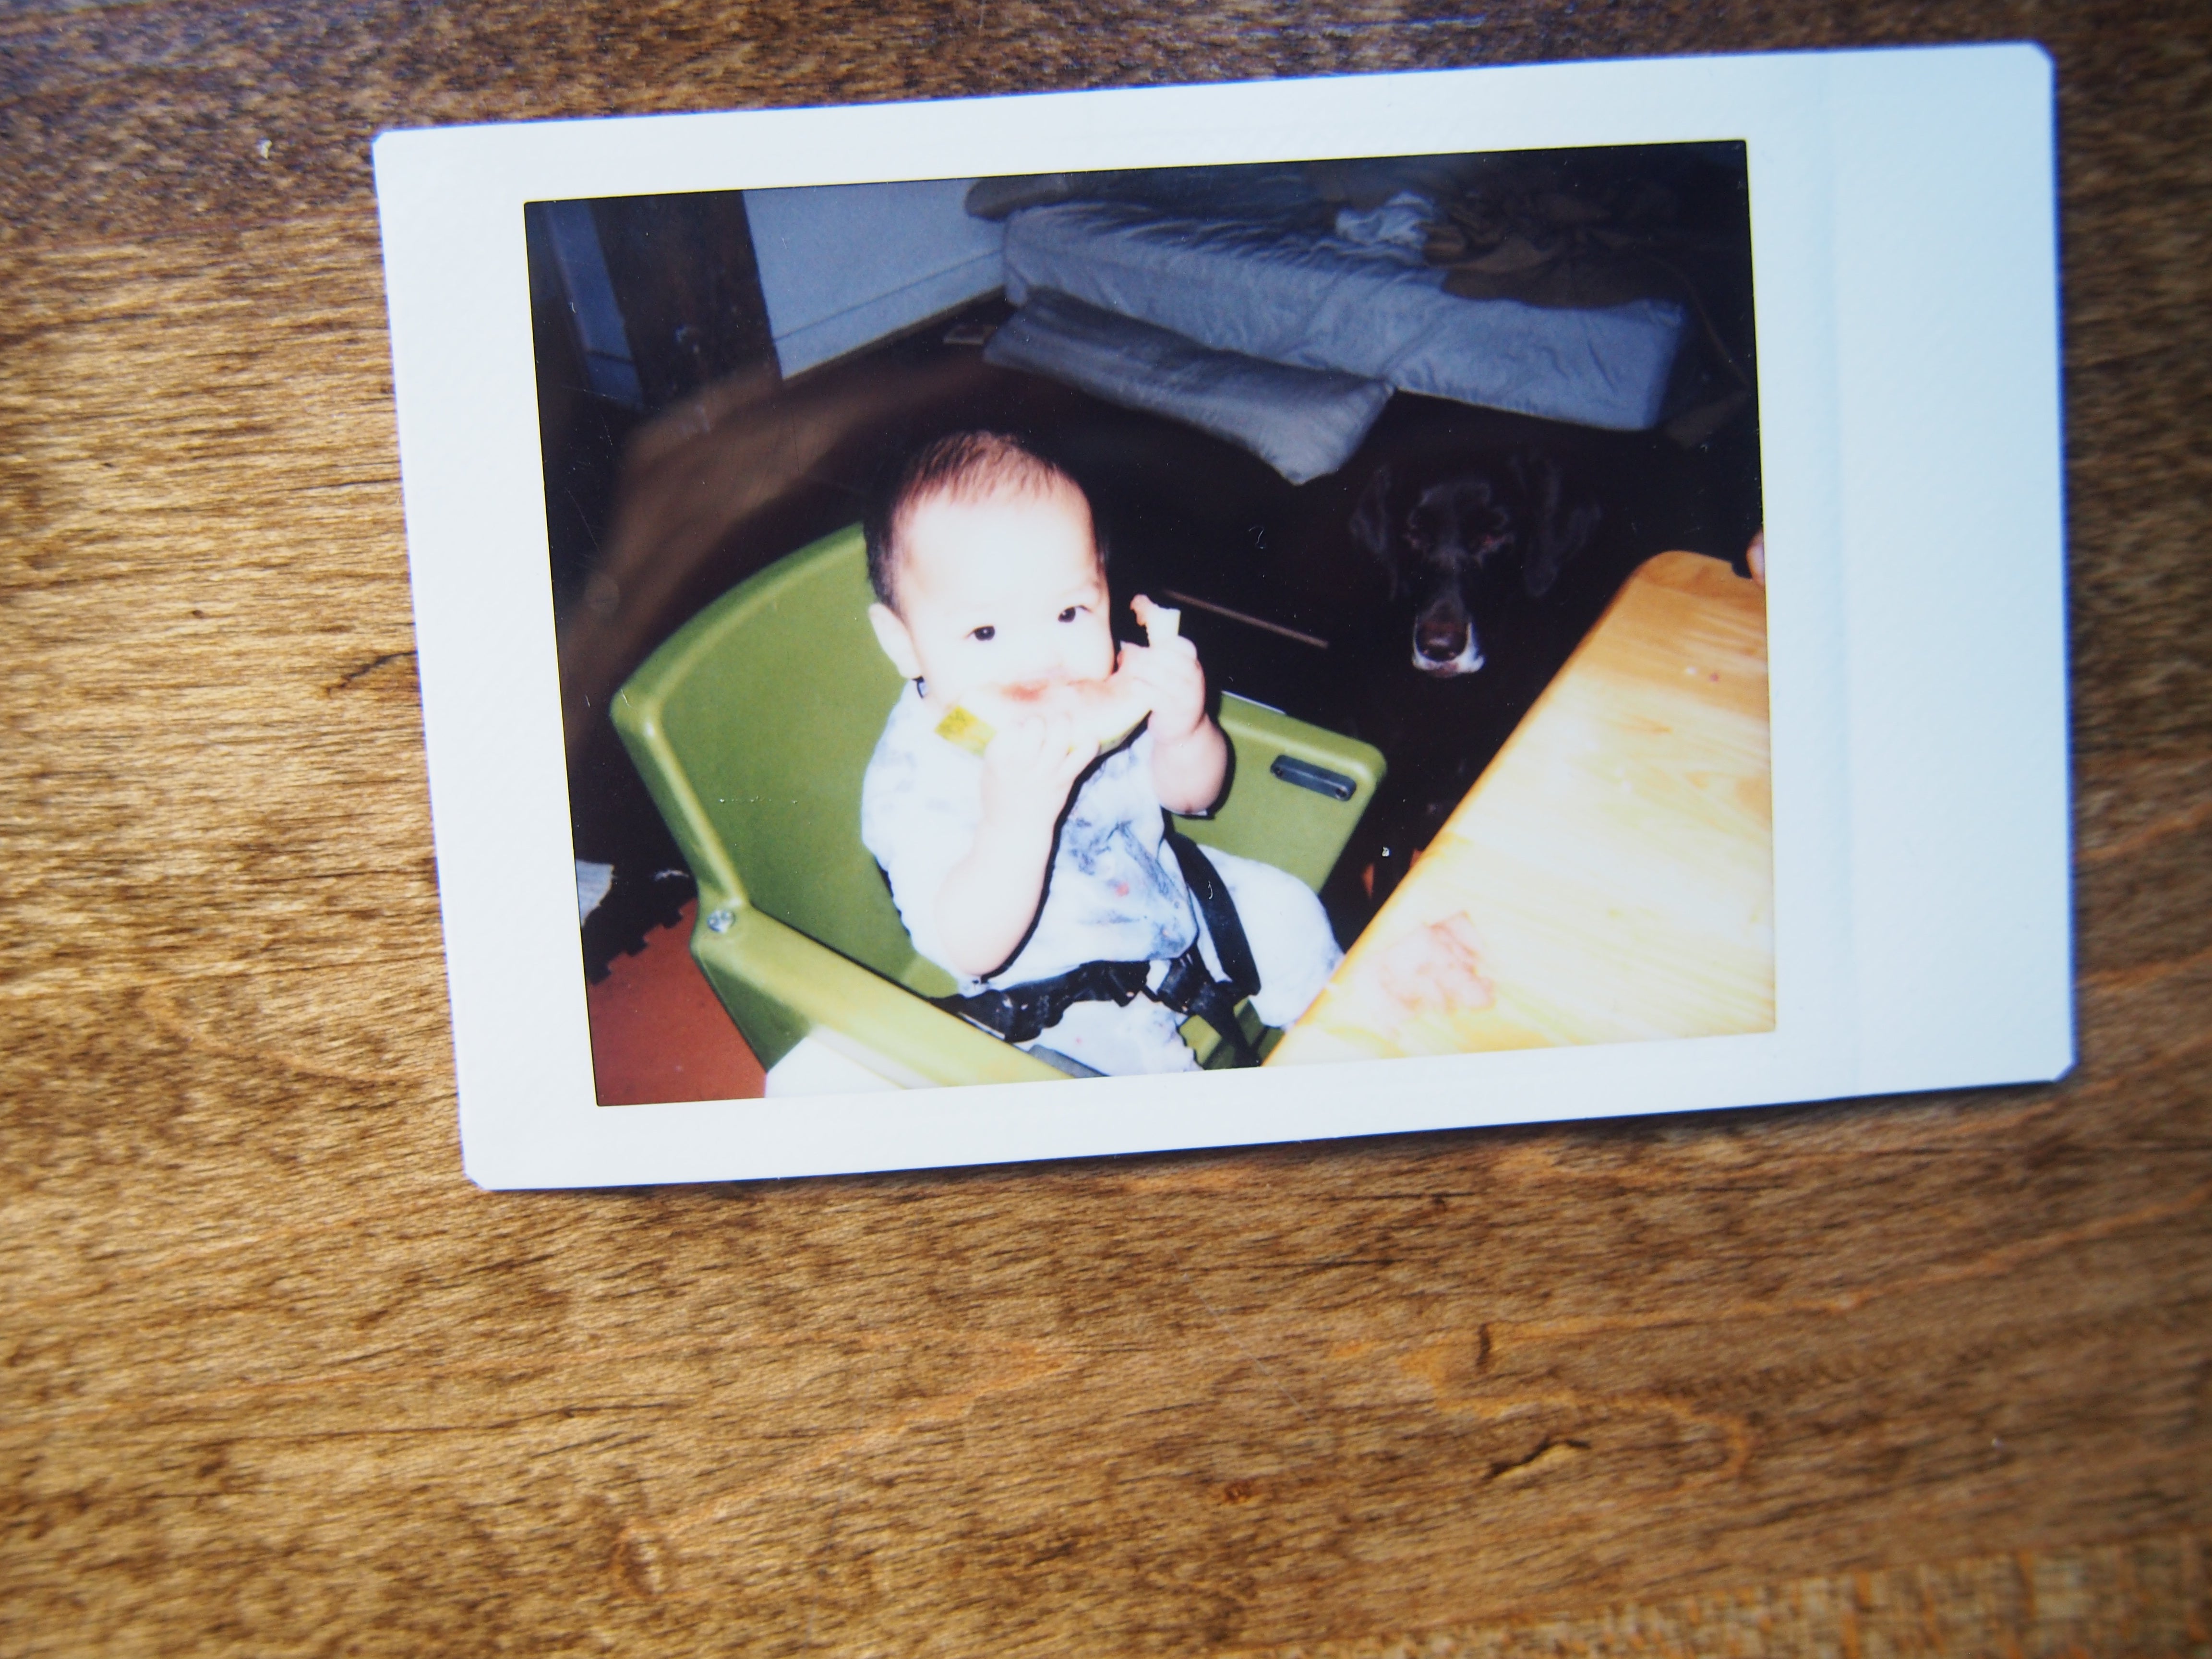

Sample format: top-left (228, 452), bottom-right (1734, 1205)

top-left (1130, 594), bottom-right (1181, 643)
top-left (932, 703), bottom-right (996, 755)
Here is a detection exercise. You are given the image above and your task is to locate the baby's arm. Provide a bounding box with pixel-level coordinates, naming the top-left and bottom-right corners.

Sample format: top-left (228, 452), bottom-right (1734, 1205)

top-left (1121, 595), bottom-right (1228, 816)
top-left (933, 710), bottom-right (1098, 978)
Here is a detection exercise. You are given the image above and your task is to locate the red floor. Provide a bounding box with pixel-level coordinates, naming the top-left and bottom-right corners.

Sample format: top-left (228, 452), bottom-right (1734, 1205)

top-left (585, 900), bottom-right (766, 1105)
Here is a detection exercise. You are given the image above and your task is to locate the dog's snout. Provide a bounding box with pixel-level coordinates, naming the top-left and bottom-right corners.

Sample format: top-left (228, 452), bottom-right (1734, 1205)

top-left (1416, 610), bottom-right (1468, 661)
top-left (1411, 599), bottom-right (1484, 676)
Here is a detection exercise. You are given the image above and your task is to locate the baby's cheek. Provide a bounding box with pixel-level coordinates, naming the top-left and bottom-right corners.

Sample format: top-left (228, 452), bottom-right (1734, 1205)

top-left (1079, 624), bottom-right (1117, 679)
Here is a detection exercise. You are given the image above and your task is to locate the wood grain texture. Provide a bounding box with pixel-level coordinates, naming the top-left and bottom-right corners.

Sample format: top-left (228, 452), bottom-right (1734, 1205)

top-left (3, 2), bottom-right (2209, 1655)
top-left (1274, 554), bottom-right (1771, 1063)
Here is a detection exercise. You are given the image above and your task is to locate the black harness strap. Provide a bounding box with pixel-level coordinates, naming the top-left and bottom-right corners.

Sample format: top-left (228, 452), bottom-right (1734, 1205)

top-left (1161, 827), bottom-right (1261, 1000)
top-left (1151, 944), bottom-right (1261, 1068)
top-left (933, 830), bottom-right (1265, 1066)
top-left (931, 959), bottom-right (1151, 1047)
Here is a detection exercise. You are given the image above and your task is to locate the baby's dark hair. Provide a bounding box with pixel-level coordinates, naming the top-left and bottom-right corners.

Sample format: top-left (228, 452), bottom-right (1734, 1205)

top-left (863, 430), bottom-right (1097, 609)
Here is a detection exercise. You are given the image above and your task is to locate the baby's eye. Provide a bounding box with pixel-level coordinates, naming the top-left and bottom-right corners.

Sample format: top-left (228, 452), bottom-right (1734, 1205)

top-left (1057, 606), bottom-right (1081, 624)
top-left (969, 625), bottom-right (995, 642)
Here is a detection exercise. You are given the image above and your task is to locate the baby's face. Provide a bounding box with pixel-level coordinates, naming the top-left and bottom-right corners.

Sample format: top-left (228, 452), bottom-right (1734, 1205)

top-left (869, 478), bottom-right (1115, 711)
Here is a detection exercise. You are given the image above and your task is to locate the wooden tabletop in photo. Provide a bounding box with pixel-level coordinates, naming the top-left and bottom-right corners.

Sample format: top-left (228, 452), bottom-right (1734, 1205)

top-left (4, 2), bottom-right (2209, 1656)
top-left (1274, 552), bottom-right (1771, 1065)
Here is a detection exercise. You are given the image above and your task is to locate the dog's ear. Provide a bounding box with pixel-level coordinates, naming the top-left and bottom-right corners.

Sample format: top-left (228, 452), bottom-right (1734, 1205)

top-left (1521, 458), bottom-right (1601, 598)
top-left (1507, 451), bottom-right (1557, 512)
top-left (1349, 465), bottom-right (1395, 568)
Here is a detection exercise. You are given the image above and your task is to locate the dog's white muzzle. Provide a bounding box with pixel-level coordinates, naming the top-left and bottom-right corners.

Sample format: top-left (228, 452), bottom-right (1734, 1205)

top-left (1412, 634), bottom-right (1485, 676)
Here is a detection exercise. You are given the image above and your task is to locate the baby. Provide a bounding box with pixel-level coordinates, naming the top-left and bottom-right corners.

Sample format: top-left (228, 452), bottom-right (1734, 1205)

top-left (859, 431), bottom-right (1342, 1076)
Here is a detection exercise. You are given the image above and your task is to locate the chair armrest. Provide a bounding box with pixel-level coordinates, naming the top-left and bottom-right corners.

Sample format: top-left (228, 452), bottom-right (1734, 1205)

top-left (1175, 694), bottom-right (1387, 892)
top-left (688, 898), bottom-right (1064, 1088)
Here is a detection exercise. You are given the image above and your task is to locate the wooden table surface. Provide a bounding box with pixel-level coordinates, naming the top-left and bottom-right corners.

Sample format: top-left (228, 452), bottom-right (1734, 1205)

top-left (1274, 553), bottom-right (1773, 1065)
top-left (4, 2), bottom-right (2208, 1654)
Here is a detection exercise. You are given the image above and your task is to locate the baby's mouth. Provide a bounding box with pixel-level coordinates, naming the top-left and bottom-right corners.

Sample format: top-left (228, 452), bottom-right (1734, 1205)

top-left (994, 676), bottom-right (1074, 700)
top-left (992, 667), bottom-right (1123, 702)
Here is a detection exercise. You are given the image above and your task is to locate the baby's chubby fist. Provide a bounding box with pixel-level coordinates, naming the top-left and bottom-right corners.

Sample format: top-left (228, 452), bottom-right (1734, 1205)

top-left (979, 709), bottom-right (1097, 828)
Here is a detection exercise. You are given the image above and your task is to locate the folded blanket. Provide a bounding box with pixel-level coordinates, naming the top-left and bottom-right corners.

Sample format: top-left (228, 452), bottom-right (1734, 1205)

top-left (983, 288), bottom-right (1391, 485)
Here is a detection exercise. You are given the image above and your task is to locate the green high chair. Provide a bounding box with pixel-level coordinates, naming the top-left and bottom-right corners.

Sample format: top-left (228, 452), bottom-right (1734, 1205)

top-left (611, 523), bottom-right (1384, 1087)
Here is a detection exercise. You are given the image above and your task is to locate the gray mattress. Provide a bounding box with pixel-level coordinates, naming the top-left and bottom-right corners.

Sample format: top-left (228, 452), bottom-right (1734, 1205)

top-left (1002, 201), bottom-right (1688, 432)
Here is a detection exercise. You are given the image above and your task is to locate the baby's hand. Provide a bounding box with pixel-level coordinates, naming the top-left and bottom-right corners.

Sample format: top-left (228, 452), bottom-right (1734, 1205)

top-left (1118, 594), bottom-right (1208, 745)
top-left (979, 709), bottom-right (1098, 831)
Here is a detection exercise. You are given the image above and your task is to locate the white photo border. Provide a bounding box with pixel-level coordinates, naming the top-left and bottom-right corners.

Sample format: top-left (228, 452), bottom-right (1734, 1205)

top-left (373, 44), bottom-right (2070, 1190)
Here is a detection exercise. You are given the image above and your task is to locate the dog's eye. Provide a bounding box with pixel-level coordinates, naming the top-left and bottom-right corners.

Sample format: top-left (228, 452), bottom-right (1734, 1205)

top-left (969, 625), bottom-right (995, 642)
top-left (1057, 606), bottom-right (1080, 624)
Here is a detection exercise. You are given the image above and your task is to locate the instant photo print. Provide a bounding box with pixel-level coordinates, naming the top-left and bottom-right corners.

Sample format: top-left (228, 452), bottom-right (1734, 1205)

top-left (373, 46), bottom-right (2071, 1188)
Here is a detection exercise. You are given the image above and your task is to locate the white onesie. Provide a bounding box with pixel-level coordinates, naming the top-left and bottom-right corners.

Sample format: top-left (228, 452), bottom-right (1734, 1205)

top-left (860, 682), bottom-right (1342, 1075)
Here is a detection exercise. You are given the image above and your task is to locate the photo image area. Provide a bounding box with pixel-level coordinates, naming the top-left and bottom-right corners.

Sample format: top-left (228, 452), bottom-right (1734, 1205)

top-left (529, 146), bottom-right (1769, 1105)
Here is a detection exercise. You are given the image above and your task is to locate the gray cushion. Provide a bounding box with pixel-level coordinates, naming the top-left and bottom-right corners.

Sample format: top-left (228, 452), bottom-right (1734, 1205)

top-left (983, 289), bottom-right (1391, 485)
top-left (964, 174), bottom-right (1092, 220)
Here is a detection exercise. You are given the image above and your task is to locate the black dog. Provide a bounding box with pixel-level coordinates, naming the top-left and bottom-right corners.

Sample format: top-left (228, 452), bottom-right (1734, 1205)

top-left (1350, 454), bottom-right (1602, 676)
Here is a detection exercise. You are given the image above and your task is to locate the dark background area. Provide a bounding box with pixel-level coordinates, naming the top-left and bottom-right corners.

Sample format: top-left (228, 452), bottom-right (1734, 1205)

top-left (532, 147), bottom-right (1764, 978)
